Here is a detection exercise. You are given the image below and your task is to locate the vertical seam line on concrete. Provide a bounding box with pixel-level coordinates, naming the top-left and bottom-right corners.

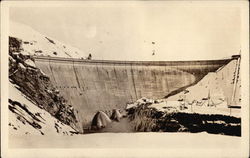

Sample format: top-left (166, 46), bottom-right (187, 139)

top-left (164, 64), bottom-right (170, 94)
top-left (141, 64), bottom-right (146, 98)
top-left (95, 62), bottom-right (103, 107)
top-left (124, 61), bottom-right (132, 103)
top-left (48, 58), bottom-right (57, 85)
top-left (95, 62), bottom-right (100, 91)
top-left (113, 63), bottom-right (120, 97)
top-left (130, 63), bottom-right (138, 100)
top-left (113, 63), bottom-right (119, 92)
top-left (80, 64), bottom-right (90, 115)
top-left (72, 60), bottom-right (81, 89)
top-left (92, 63), bottom-right (98, 91)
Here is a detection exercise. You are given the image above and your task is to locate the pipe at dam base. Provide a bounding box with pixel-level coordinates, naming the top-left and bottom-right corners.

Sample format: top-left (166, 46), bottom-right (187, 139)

top-left (33, 56), bottom-right (232, 131)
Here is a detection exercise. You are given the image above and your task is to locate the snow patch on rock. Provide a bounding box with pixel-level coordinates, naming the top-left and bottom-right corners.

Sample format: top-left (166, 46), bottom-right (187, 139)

top-left (9, 81), bottom-right (77, 136)
top-left (24, 59), bottom-right (36, 68)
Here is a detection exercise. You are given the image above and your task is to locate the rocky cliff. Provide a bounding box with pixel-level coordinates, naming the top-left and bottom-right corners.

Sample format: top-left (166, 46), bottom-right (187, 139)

top-left (9, 36), bottom-right (81, 134)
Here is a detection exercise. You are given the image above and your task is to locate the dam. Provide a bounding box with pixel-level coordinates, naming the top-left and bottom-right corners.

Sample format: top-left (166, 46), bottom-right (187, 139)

top-left (33, 56), bottom-right (232, 129)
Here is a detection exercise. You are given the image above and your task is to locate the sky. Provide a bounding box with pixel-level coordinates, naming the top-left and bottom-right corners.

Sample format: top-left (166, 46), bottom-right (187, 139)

top-left (9, 2), bottom-right (241, 61)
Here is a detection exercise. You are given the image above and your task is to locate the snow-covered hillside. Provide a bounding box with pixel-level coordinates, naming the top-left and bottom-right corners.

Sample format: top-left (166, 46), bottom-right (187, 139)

top-left (8, 36), bottom-right (81, 135)
top-left (9, 21), bottom-right (86, 58)
top-left (167, 59), bottom-right (241, 107)
top-left (9, 81), bottom-right (77, 136)
top-left (8, 21), bottom-right (85, 135)
top-left (139, 59), bottom-right (242, 118)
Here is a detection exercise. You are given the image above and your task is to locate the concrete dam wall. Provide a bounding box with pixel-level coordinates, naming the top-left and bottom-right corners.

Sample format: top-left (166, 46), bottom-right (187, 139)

top-left (34, 56), bottom-right (231, 129)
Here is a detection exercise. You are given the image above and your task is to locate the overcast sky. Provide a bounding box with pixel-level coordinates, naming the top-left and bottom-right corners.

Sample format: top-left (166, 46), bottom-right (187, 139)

top-left (10, 2), bottom-right (241, 61)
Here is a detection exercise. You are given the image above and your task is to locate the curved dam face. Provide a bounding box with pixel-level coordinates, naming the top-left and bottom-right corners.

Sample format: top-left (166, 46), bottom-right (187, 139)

top-left (34, 56), bottom-right (231, 130)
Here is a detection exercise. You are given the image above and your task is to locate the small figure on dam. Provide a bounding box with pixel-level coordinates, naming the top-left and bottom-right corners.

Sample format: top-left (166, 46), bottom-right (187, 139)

top-left (152, 50), bottom-right (156, 56)
top-left (87, 53), bottom-right (92, 60)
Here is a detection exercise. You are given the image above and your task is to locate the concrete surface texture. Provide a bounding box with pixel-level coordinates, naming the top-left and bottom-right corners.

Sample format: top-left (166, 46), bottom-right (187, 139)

top-left (34, 56), bottom-right (231, 129)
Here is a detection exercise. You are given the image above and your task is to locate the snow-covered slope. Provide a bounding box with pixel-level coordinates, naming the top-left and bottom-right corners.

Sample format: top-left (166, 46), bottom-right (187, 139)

top-left (9, 81), bottom-right (77, 136)
top-left (9, 21), bottom-right (86, 58)
top-left (8, 35), bottom-right (81, 135)
top-left (125, 59), bottom-right (241, 118)
top-left (167, 59), bottom-right (241, 106)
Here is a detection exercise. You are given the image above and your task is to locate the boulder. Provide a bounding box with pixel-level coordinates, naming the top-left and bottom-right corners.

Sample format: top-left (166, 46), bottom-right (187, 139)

top-left (110, 109), bottom-right (123, 121)
top-left (91, 111), bottom-right (111, 129)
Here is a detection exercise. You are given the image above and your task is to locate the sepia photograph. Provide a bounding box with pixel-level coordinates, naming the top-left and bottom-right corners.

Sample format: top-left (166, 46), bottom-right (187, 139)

top-left (1, 1), bottom-right (249, 158)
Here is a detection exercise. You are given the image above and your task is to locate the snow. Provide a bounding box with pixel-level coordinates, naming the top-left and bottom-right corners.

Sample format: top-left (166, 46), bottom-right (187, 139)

top-left (9, 81), bottom-right (76, 136)
top-left (127, 94), bottom-right (240, 117)
top-left (149, 101), bottom-right (179, 113)
top-left (126, 96), bottom-right (241, 117)
top-left (148, 100), bottom-right (240, 118)
top-left (24, 59), bottom-right (36, 68)
top-left (167, 60), bottom-right (241, 106)
top-left (9, 21), bottom-right (86, 59)
top-left (126, 103), bottom-right (138, 109)
top-left (18, 63), bottom-right (26, 70)
top-left (9, 56), bottom-right (15, 62)
top-left (126, 97), bottom-right (155, 109)
top-left (9, 132), bottom-right (242, 158)
top-left (148, 59), bottom-right (242, 117)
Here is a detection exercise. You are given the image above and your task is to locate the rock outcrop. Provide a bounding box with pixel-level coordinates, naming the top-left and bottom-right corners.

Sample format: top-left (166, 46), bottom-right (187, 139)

top-left (110, 109), bottom-right (123, 122)
top-left (9, 82), bottom-right (78, 136)
top-left (126, 99), bottom-right (241, 136)
top-left (9, 36), bottom-right (81, 133)
top-left (91, 111), bottom-right (112, 130)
